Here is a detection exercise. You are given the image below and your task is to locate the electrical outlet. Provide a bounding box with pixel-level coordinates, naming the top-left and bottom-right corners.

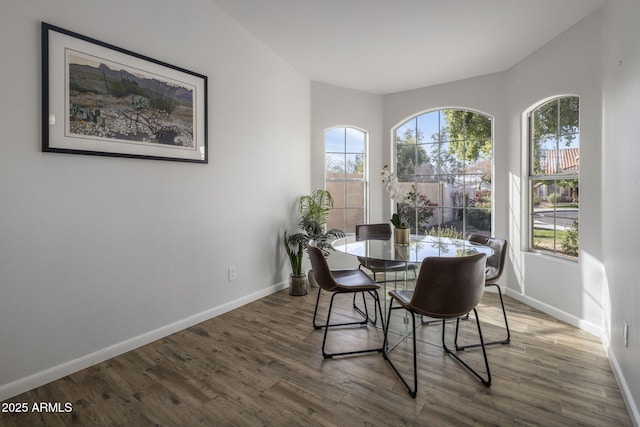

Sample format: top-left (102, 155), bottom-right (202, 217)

top-left (623, 322), bottom-right (628, 348)
top-left (228, 266), bottom-right (237, 281)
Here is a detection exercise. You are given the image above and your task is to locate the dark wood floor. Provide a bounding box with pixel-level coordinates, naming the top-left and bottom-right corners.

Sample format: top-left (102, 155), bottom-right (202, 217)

top-left (1, 286), bottom-right (633, 426)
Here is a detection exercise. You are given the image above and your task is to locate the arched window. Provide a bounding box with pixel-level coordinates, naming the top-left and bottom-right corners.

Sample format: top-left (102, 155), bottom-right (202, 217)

top-left (325, 127), bottom-right (368, 233)
top-left (528, 96), bottom-right (579, 259)
top-left (393, 109), bottom-right (493, 237)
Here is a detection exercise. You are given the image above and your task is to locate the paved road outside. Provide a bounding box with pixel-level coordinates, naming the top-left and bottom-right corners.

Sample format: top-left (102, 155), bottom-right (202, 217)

top-left (533, 209), bottom-right (578, 230)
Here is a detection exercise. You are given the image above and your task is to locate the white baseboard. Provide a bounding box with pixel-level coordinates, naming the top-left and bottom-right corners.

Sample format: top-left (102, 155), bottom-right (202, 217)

top-left (505, 289), bottom-right (639, 426)
top-left (505, 289), bottom-right (602, 337)
top-left (603, 335), bottom-right (640, 427)
top-left (0, 281), bottom-right (288, 402)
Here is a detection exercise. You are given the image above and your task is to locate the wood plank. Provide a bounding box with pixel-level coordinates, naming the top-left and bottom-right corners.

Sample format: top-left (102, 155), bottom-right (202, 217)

top-left (1, 290), bottom-right (633, 426)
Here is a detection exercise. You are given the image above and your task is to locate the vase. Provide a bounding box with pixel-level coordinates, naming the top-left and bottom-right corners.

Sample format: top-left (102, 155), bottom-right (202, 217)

top-left (394, 227), bottom-right (410, 245)
top-left (289, 273), bottom-right (308, 296)
top-left (394, 245), bottom-right (409, 260)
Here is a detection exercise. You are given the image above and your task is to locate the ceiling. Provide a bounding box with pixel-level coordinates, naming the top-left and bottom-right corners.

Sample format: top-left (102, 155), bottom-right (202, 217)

top-left (211, 0), bottom-right (603, 95)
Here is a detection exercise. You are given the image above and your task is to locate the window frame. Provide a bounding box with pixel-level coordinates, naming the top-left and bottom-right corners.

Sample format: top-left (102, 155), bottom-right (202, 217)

top-left (324, 126), bottom-right (369, 233)
top-left (527, 96), bottom-right (580, 260)
top-left (392, 108), bottom-right (494, 237)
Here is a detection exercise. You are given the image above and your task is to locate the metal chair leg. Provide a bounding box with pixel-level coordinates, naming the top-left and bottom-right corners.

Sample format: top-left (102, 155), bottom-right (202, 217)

top-left (352, 292), bottom-right (370, 323)
top-left (353, 271), bottom-right (378, 316)
top-left (420, 315), bottom-right (440, 325)
top-left (490, 283), bottom-right (511, 344)
top-left (314, 289), bottom-right (375, 330)
top-left (318, 290), bottom-right (384, 359)
top-left (353, 290), bottom-right (384, 328)
top-left (443, 309), bottom-right (491, 387)
top-left (383, 300), bottom-right (418, 398)
top-left (384, 305), bottom-right (491, 396)
top-left (454, 284), bottom-right (510, 350)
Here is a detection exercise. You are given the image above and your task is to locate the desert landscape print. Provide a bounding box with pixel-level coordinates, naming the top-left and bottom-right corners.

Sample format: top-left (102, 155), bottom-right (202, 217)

top-left (67, 49), bottom-right (196, 150)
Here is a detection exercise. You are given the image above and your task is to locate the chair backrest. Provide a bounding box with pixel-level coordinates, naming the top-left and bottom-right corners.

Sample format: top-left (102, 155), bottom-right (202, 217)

top-left (307, 242), bottom-right (338, 292)
top-left (356, 223), bottom-right (392, 241)
top-left (468, 233), bottom-right (507, 284)
top-left (408, 253), bottom-right (487, 319)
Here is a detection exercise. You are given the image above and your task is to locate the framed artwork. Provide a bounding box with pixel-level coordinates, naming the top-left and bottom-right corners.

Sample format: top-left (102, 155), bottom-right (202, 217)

top-left (42, 22), bottom-right (208, 163)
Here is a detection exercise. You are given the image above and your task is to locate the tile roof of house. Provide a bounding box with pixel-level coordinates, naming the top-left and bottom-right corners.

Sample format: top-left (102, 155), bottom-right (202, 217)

top-left (542, 148), bottom-right (579, 175)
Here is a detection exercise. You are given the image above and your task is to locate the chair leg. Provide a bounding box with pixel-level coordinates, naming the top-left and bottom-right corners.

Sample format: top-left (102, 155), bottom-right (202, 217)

top-left (454, 284), bottom-right (511, 350)
top-left (372, 289), bottom-right (385, 331)
top-left (320, 291), bottom-right (384, 359)
top-left (354, 290), bottom-right (383, 328)
top-left (382, 301), bottom-right (418, 398)
top-left (353, 292), bottom-right (371, 324)
top-left (420, 315), bottom-right (440, 325)
top-left (313, 288), bottom-right (377, 329)
top-left (492, 283), bottom-right (511, 345)
top-left (353, 271), bottom-right (378, 314)
top-left (443, 309), bottom-right (491, 387)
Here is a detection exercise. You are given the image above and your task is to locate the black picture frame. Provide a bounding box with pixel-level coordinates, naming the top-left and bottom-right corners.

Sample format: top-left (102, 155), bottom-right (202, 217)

top-left (42, 22), bottom-right (208, 163)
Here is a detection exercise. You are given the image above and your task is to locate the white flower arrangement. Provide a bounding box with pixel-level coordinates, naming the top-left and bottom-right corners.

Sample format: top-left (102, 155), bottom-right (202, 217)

top-left (381, 165), bottom-right (437, 229)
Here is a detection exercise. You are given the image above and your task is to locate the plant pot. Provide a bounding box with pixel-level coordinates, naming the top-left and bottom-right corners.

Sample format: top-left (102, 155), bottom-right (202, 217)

top-left (394, 227), bottom-right (410, 245)
top-left (289, 273), bottom-right (308, 296)
top-left (394, 245), bottom-right (409, 260)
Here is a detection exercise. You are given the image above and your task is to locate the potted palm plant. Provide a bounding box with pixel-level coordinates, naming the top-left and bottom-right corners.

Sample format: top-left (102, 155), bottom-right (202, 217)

top-left (284, 230), bottom-right (308, 295)
top-left (284, 189), bottom-right (344, 295)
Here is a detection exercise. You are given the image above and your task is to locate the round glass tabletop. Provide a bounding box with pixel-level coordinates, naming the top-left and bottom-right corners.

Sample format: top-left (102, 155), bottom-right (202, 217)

top-left (331, 234), bottom-right (493, 264)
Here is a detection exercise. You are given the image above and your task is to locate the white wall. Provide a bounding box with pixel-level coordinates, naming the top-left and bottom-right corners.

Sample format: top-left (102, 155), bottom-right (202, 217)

top-left (504, 10), bottom-right (604, 333)
top-left (382, 73), bottom-right (507, 241)
top-left (311, 7), bottom-right (639, 422)
top-left (310, 82), bottom-right (384, 221)
top-left (311, 73), bottom-right (508, 246)
top-left (2, 0), bottom-right (638, 420)
top-left (0, 0), bottom-right (310, 400)
top-left (310, 82), bottom-right (384, 268)
top-left (601, 0), bottom-right (640, 422)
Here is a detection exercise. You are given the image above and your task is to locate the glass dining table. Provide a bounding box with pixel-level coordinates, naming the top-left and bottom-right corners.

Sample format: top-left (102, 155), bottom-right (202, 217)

top-left (331, 234), bottom-right (493, 266)
top-left (331, 233), bottom-right (494, 349)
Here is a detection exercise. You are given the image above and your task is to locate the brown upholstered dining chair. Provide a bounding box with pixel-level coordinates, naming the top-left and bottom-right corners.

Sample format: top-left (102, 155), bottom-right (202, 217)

top-left (454, 233), bottom-right (510, 350)
top-left (308, 242), bottom-right (385, 359)
top-left (355, 223), bottom-right (418, 284)
top-left (383, 252), bottom-right (491, 398)
top-left (352, 223), bottom-right (419, 318)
